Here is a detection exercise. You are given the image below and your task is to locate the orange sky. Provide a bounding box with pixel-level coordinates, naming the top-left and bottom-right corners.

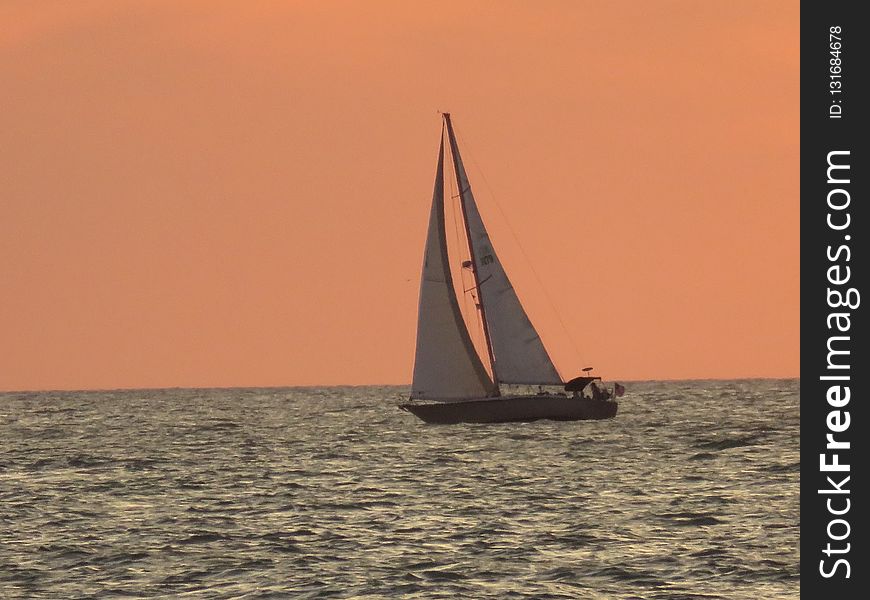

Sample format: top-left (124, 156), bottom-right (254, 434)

top-left (1, 1), bottom-right (798, 391)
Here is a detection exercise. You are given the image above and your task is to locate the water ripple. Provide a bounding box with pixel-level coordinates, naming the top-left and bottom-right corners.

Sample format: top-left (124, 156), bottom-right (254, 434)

top-left (0, 380), bottom-right (799, 598)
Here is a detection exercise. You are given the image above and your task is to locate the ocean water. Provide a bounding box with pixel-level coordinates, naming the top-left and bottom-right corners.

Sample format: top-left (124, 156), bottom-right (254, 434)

top-left (0, 380), bottom-right (799, 599)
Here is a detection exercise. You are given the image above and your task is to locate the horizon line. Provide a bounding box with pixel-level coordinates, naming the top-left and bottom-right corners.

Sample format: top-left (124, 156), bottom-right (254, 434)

top-left (0, 376), bottom-right (801, 395)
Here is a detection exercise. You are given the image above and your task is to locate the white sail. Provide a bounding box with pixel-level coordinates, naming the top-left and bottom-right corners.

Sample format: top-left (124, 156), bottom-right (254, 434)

top-left (410, 132), bottom-right (496, 400)
top-left (445, 117), bottom-right (562, 386)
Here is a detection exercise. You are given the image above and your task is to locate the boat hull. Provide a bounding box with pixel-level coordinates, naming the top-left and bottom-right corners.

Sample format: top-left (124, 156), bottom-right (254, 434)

top-left (399, 394), bottom-right (617, 424)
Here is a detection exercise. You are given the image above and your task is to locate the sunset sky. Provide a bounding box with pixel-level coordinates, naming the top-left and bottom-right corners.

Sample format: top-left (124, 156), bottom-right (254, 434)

top-left (1, 1), bottom-right (798, 391)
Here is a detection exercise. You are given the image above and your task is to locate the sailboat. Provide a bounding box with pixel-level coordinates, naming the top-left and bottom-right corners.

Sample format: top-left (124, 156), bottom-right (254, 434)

top-left (400, 113), bottom-right (619, 424)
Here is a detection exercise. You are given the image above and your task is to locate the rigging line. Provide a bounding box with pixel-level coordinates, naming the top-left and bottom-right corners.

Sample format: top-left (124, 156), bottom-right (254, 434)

top-left (463, 274), bottom-right (492, 294)
top-left (454, 127), bottom-right (585, 368)
top-left (446, 134), bottom-right (482, 355)
top-left (449, 137), bottom-right (490, 368)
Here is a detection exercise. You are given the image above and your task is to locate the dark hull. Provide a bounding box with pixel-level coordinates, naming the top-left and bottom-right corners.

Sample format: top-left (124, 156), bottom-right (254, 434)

top-left (400, 394), bottom-right (618, 424)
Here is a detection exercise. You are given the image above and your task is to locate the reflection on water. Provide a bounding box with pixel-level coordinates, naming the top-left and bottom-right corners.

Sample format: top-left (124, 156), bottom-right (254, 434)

top-left (0, 380), bottom-right (799, 598)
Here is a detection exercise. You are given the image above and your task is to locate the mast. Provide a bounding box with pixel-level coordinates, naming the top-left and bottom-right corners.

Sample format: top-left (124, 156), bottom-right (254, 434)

top-left (443, 113), bottom-right (500, 394)
top-left (410, 125), bottom-right (495, 400)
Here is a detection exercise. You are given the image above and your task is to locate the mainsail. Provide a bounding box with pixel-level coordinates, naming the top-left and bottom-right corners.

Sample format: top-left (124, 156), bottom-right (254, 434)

top-left (444, 115), bottom-right (562, 386)
top-left (410, 130), bottom-right (496, 400)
